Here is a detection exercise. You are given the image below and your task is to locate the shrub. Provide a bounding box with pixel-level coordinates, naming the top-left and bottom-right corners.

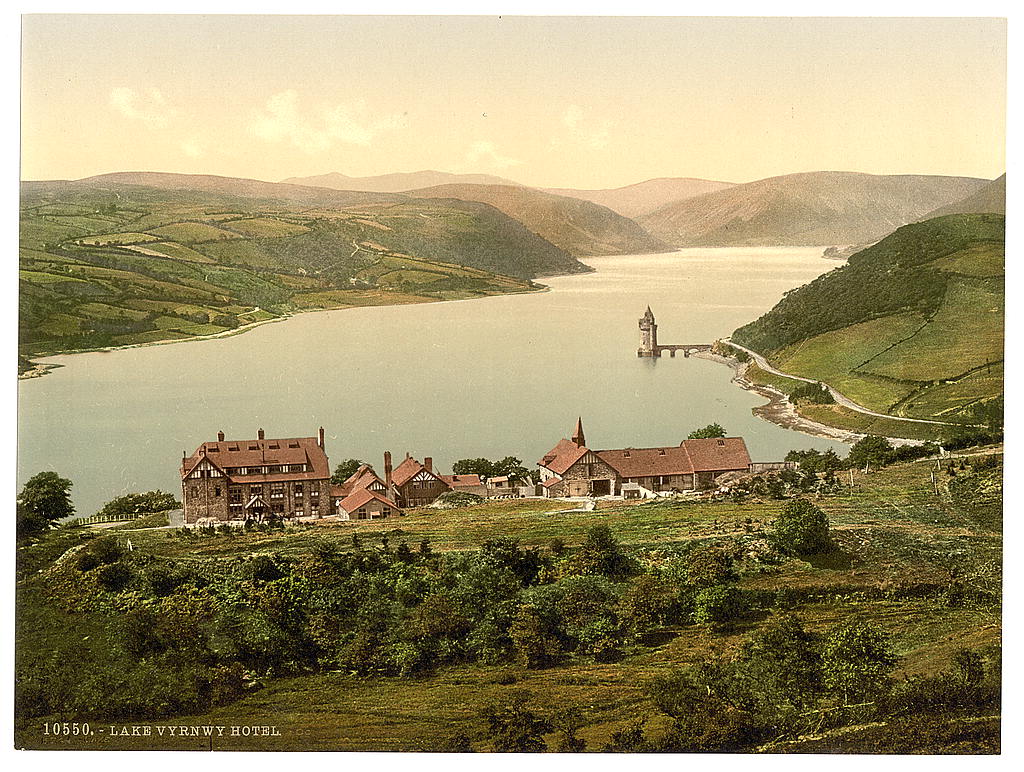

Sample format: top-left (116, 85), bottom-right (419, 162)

top-left (821, 621), bottom-right (897, 702)
top-left (432, 491), bottom-right (484, 509)
top-left (772, 498), bottom-right (831, 555)
top-left (693, 585), bottom-right (744, 625)
top-left (480, 689), bottom-right (551, 752)
top-left (96, 562), bottom-right (132, 591)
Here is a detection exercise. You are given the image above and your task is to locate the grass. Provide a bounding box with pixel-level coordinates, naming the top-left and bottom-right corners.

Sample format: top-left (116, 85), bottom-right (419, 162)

top-left (774, 313), bottom-right (925, 411)
top-left (14, 455), bottom-right (1002, 751)
top-left (898, 364), bottom-right (1003, 421)
top-left (146, 221), bottom-right (243, 243)
top-left (798, 404), bottom-right (945, 441)
top-left (862, 279), bottom-right (1004, 382)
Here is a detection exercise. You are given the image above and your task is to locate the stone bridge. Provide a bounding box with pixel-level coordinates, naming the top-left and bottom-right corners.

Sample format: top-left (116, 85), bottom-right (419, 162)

top-left (638, 343), bottom-right (712, 358)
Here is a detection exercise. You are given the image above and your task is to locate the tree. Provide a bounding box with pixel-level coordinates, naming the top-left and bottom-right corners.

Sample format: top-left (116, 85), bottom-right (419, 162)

top-left (453, 457), bottom-right (495, 478)
top-left (821, 621), bottom-right (897, 702)
top-left (688, 423), bottom-right (726, 439)
top-left (772, 498), bottom-right (831, 555)
top-left (561, 525), bottom-right (633, 579)
top-left (17, 471), bottom-right (74, 537)
top-left (480, 690), bottom-right (551, 751)
top-left (331, 459), bottom-right (365, 484)
top-left (735, 614), bottom-right (823, 709)
top-left (97, 490), bottom-right (179, 518)
top-left (847, 435), bottom-right (893, 470)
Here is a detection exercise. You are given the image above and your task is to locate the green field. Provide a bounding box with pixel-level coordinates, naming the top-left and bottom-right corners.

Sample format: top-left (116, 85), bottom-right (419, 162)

top-left (774, 313), bottom-right (925, 411)
top-left (19, 183), bottom-right (558, 367)
top-left (735, 215), bottom-right (1004, 427)
top-left (15, 456), bottom-right (1002, 752)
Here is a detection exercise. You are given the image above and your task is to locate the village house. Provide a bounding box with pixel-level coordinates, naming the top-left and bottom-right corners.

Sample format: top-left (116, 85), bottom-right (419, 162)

top-left (331, 463), bottom-right (402, 519)
top-left (538, 417), bottom-right (752, 498)
top-left (438, 473), bottom-right (488, 497)
top-left (180, 428), bottom-right (332, 524)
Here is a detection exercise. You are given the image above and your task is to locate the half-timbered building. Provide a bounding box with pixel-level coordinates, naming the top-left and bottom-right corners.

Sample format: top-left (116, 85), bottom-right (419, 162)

top-left (180, 427), bottom-right (331, 524)
top-left (538, 418), bottom-right (752, 498)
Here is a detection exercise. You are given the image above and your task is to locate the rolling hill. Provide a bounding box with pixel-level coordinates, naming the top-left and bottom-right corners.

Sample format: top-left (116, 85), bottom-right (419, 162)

top-left (282, 170), bottom-right (522, 192)
top-left (640, 171), bottom-right (991, 247)
top-left (542, 177), bottom-right (736, 219)
top-left (406, 183), bottom-right (669, 256)
top-left (921, 174), bottom-right (1005, 219)
top-left (19, 179), bottom-right (589, 362)
top-left (731, 213), bottom-right (1004, 424)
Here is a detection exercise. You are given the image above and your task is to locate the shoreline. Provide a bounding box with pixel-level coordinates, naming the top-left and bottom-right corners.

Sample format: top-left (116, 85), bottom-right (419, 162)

top-left (691, 351), bottom-right (922, 447)
top-left (18, 282), bottom-right (552, 380)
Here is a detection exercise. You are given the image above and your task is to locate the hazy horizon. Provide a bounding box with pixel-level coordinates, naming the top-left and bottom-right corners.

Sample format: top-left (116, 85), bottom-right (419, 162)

top-left (21, 16), bottom-right (1006, 188)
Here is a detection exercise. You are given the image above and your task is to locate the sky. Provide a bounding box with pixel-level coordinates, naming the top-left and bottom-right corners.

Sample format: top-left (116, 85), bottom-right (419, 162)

top-left (20, 15), bottom-right (1007, 188)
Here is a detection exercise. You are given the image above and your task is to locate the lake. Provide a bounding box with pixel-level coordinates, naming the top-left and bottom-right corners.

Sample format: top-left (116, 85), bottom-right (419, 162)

top-left (18, 247), bottom-right (847, 515)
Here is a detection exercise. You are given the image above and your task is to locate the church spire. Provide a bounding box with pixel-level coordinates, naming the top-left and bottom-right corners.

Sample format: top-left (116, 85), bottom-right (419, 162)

top-left (571, 416), bottom-right (586, 448)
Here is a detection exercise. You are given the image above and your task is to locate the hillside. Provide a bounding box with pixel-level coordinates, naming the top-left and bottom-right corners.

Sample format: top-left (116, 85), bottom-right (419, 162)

top-left (15, 455), bottom-right (1002, 751)
top-left (731, 213), bottom-right (1004, 424)
top-left (922, 174), bottom-right (1005, 218)
top-left (407, 183), bottom-right (669, 256)
top-left (282, 170), bottom-right (521, 192)
top-left (19, 181), bottom-right (588, 361)
top-left (639, 171), bottom-right (990, 247)
top-left (543, 177), bottom-right (736, 219)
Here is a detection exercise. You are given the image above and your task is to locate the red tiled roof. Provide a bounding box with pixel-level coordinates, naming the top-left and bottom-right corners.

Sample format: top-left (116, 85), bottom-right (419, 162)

top-left (181, 433), bottom-right (330, 482)
top-left (597, 445), bottom-right (694, 477)
top-left (338, 487), bottom-right (399, 514)
top-left (440, 474), bottom-right (484, 488)
top-left (339, 464), bottom-right (384, 494)
top-left (682, 437), bottom-right (751, 472)
top-left (541, 476), bottom-right (563, 488)
top-left (391, 456), bottom-right (448, 488)
top-left (538, 438), bottom-right (589, 475)
top-left (596, 437), bottom-right (751, 477)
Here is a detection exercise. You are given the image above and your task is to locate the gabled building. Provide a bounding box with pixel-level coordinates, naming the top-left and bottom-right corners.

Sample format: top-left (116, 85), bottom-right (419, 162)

top-left (438, 473), bottom-right (487, 497)
top-left (181, 427), bottom-right (331, 524)
top-left (388, 452), bottom-right (452, 508)
top-left (538, 418), bottom-right (752, 498)
top-left (337, 487), bottom-right (401, 520)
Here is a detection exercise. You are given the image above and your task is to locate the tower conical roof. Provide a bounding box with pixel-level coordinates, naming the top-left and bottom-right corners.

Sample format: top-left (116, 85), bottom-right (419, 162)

top-left (571, 416), bottom-right (586, 448)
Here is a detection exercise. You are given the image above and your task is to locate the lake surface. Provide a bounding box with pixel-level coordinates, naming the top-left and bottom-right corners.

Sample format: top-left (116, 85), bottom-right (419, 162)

top-left (18, 247), bottom-right (848, 515)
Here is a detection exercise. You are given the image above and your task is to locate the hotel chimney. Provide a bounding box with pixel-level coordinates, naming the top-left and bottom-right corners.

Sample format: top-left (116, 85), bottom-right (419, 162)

top-left (424, 456), bottom-right (433, 473)
top-left (217, 431), bottom-right (225, 442)
top-left (258, 428), bottom-right (265, 440)
top-left (318, 426), bottom-right (325, 448)
top-left (384, 451), bottom-right (393, 488)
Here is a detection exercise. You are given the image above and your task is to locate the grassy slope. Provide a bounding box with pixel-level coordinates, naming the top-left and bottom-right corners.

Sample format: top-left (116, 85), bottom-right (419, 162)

top-left (20, 183), bottom-right (588, 362)
top-left (732, 214), bottom-right (1004, 423)
top-left (408, 183), bottom-right (669, 256)
top-left (16, 456), bottom-right (1001, 751)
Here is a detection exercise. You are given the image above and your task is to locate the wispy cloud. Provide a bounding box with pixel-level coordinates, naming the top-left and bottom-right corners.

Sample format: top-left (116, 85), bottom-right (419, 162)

top-left (109, 87), bottom-right (176, 128)
top-left (465, 140), bottom-right (523, 170)
top-left (554, 104), bottom-right (611, 150)
top-left (250, 90), bottom-right (403, 152)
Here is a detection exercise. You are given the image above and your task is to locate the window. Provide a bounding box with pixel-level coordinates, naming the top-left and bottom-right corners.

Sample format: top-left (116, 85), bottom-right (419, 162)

top-left (309, 488), bottom-right (319, 498)
top-left (270, 484), bottom-right (284, 499)
top-left (250, 485), bottom-right (262, 496)
top-left (214, 486), bottom-right (221, 497)
top-left (229, 487), bottom-right (242, 504)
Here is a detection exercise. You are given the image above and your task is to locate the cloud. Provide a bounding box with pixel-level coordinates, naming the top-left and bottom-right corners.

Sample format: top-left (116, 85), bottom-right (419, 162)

top-left (554, 104), bottom-right (611, 150)
top-left (110, 87), bottom-right (176, 128)
top-left (251, 90), bottom-right (402, 153)
top-left (464, 140), bottom-right (523, 170)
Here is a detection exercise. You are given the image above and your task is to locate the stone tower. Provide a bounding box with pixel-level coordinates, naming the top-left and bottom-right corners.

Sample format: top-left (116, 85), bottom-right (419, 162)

top-left (638, 306), bottom-right (659, 357)
top-left (571, 416), bottom-right (586, 448)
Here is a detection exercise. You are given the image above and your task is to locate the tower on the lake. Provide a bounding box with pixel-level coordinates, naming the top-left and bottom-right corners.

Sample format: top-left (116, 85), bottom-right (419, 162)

top-left (638, 306), bottom-right (659, 357)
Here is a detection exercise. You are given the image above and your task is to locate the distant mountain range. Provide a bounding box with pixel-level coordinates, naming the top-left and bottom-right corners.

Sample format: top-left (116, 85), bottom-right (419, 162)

top-left (921, 174), bottom-right (1005, 219)
top-left (282, 170), bottom-right (522, 192)
top-left (639, 171), bottom-right (992, 247)
top-left (542, 177), bottom-right (736, 219)
top-left (406, 183), bottom-right (668, 257)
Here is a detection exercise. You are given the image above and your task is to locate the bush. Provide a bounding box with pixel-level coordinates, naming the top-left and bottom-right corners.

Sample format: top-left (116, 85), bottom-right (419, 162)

top-left (97, 490), bottom-right (180, 519)
top-left (480, 689), bottom-right (551, 752)
top-left (693, 585), bottom-right (744, 625)
top-left (431, 491), bottom-right (484, 509)
top-left (96, 562), bottom-right (132, 591)
top-left (772, 498), bottom-right (831, 555)
top-left (789, 381), bottom-right (834, 404)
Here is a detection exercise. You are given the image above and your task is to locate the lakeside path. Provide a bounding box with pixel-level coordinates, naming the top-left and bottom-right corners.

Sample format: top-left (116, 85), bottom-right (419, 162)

top-left (720, 338), bottom-right (962, 428)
